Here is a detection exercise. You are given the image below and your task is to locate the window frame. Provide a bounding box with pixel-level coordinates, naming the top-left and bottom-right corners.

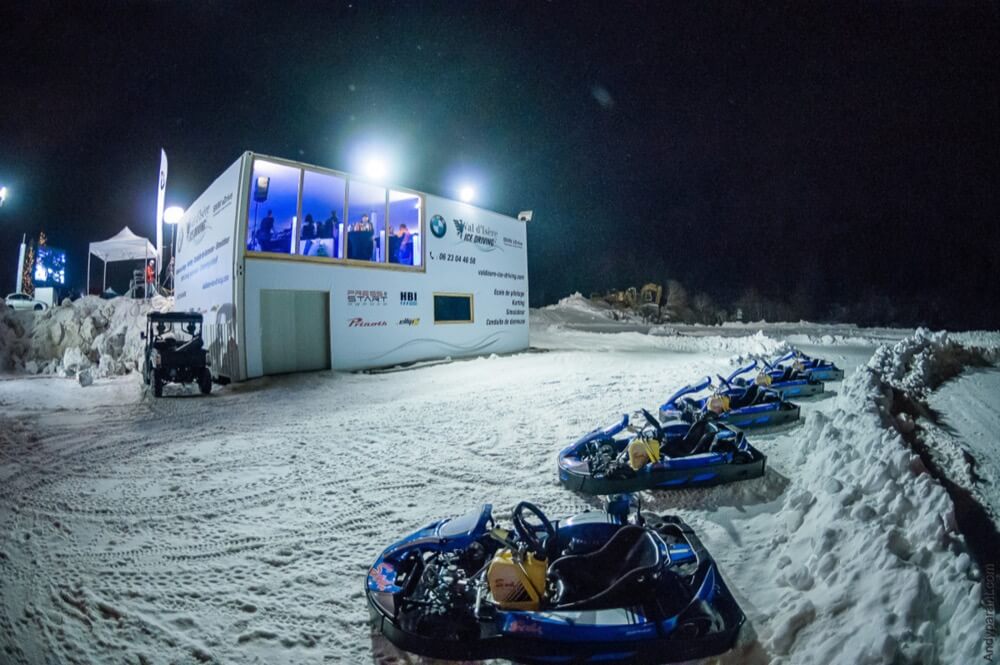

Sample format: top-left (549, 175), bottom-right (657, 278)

top-left (243, 153), bottom-right (426, 273)
top-left (432, 292), bottom-right (475, 324)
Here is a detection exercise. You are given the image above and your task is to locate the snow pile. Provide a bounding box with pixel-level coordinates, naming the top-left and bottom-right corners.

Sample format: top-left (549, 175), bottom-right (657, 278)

top-left (534, 325), bottom-right (787, 358)
top-left (0, 296), bottom-right (171, 377)
top-left (749, 332), bottom-right (989, 663)
top-left (869, 327), bottom-right (1000, 399)
top-left (531, 292), bottom-right (623, 326)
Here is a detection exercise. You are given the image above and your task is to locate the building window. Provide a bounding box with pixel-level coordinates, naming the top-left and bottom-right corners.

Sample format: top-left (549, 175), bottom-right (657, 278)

top-left (346, 180), bottom-right (387, 262)
top-left (247, 160), bottom-right (300, 254)
top-left (388, 190), bottom-right (422, 266)
top-left (433, 293), bottom-right (474, 324)
top-left (300, 170), bottom-right (345, 258)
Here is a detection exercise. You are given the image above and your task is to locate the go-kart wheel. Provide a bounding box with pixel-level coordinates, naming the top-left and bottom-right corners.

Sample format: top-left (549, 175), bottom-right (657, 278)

top-left (33, 304), bottom-right (43, 311)
top-left (152, 370), bottom-right (164, 398)
top-left (673, 615), bottom-right (713, 640)
top-left (198, 368), bottom-right (212, 395)
top-left (512, 501), bottom-right (556, 560)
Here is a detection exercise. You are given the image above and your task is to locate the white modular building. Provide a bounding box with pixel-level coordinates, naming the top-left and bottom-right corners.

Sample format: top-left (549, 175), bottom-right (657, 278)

top-left (173, 152), bottom-right (529, 381)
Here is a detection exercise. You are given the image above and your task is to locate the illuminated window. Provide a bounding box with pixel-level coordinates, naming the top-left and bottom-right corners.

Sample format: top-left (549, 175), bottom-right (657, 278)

top-left (300, 170), bottom-right (345, 258)
top-left (388, 191), bottom-right (422, 266)
top-left (247, 160), bottom-right (300, 254)
top-left (433, 293), bottom-right (474, 324)
top-left (346, 181), bottom-right (387, 262)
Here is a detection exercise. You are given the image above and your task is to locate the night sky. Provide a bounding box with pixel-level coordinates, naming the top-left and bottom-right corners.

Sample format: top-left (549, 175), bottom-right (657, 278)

top-left (2, 1), bottom-right (997, 328)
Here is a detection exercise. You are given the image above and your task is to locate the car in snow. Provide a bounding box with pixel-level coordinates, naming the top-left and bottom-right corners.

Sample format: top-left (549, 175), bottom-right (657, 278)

top-left (141, 312), bottom-right (213, 397)
top-left (4, 292), bottom-right (49, 311)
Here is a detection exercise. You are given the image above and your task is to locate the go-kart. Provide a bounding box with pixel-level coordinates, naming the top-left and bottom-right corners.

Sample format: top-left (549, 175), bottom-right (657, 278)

top-left (725, 359), bottom-right (825, 398)
top-left (141, 312), bottom-right (213, 397)
top-left (658, 376), bottom-right (800, 429)
top-left (558, 409), bottom-right (766, 494)
top-left (367, 497), bottom-right (746, 665)
top-left (771, 350), bottom-right (845, 382)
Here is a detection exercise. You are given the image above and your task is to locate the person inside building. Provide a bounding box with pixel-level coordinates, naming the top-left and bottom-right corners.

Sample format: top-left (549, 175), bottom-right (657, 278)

top-left (301, 214), bottom-right (317, 255)
top-left (322, 209), bottom-right (339, 257)
top-left (348, 213), bottom-right (375, 260)
top-left (395, 223), bottom-right (413, 265)
top-left (255, 209), bottom-right (275, 250)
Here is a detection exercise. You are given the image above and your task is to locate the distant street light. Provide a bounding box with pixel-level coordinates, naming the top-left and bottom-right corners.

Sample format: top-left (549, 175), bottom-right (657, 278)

top-left (459, 185), bottom-right (475, 203)
top-left (163, 206), bottom-right (184, 225)
top-left (0, 186), bottom-right (7, 208)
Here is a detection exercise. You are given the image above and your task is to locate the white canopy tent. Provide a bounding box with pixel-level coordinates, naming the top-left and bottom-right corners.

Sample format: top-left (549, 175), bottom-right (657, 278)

top-left (87, 227), bottom-right (156, 294)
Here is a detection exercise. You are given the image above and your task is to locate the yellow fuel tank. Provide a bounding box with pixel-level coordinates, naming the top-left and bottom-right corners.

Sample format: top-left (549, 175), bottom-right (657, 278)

top-left (487, 549), bottom-right (547, 610)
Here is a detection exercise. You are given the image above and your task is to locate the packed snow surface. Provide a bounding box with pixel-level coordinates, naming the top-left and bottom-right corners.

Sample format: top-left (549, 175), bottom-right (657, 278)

top-left (0, 299), bottom-right (997, 664)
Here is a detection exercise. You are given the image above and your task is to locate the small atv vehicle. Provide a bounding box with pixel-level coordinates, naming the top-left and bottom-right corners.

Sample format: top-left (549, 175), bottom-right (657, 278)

top-left (141, 312), bottom-right (212, 397)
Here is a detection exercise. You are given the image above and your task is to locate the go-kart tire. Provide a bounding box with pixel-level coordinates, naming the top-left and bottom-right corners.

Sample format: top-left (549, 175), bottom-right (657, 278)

top-left (153, 370), bottom-right (164, 398)
top-left (198, 368), bottom-right (212, 395)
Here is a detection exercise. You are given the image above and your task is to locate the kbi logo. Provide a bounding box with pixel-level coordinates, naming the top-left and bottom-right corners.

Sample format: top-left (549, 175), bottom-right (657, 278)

top-left (430, 215), bottom-right (447, 238)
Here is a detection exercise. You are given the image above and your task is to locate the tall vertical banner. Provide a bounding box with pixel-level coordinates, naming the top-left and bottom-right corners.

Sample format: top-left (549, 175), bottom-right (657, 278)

top-left (155, 149), bottom-right (168, 269)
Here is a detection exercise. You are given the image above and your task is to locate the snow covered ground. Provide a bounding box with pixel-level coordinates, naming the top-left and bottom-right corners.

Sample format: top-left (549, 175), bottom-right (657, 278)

top-left (0, 297), bottom-right (997, 664)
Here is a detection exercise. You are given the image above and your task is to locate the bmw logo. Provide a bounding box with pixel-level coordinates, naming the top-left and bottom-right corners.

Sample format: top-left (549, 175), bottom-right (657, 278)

top-left (430, 214), bottom-right (447, 238)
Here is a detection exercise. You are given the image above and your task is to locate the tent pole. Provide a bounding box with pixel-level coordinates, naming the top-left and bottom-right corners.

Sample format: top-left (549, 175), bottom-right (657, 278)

top-left (87, 252), bottom-right (91, 296)
top-left (102, 260), bottom-right (107, 293)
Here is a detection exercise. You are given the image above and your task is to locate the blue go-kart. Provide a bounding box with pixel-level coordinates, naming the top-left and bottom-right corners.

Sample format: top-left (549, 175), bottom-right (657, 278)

top-left (658, 376), bottom-right (800, 429)
top-left (771, 350), bottom-right (845, 382)
top-left (558, 409), bottom-right (766, 494)
top-left (725, 359), bottom-right (825, 398)
top-left (367, 497), bottom-right (746, 664)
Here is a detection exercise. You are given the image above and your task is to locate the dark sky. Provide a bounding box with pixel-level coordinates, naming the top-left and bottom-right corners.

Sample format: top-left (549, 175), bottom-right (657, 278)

top-left (2, 1), bottom-right (997, 327)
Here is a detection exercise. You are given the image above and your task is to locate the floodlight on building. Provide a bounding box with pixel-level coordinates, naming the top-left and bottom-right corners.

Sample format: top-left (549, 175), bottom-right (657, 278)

top-left (459, 185), bottom-right (475, 203)
top-left (0, 186), bottom-right (7, 207)
top-left (363, 155), bottom-right (388, 181)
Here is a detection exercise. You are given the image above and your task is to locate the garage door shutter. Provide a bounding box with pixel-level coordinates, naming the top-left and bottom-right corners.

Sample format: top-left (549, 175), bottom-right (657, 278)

top-left (260, 289), bottom-right (331, 375)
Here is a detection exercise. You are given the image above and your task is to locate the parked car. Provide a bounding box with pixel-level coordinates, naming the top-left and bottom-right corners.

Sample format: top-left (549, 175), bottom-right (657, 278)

top-left (4, 293), bottom-right (49, 311)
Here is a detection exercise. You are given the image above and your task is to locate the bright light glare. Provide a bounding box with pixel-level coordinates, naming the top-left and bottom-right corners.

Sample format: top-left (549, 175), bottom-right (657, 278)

top-left (363, 156), bottom-right (388, 180)
top-left (459, 186), bottom-right (475, 203)
top-left (163, 206), bottom-right (184, 224)
top-left (0, 187), bottom-right (7, 204)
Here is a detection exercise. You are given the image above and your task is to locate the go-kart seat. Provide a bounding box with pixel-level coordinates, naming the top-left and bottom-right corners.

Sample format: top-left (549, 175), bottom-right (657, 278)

top-left (730, 384), bottom-right (770, 409)
top-left (547, 525), bottom-right (662, 611)
top-left (664, 419), bottom-right (715, 457)
top-left (174, 336), bottom-right (204, 354)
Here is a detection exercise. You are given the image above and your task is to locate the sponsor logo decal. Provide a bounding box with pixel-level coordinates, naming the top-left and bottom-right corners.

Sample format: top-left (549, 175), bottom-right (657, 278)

top-left (400, 291), bottom-right (418, 306)
top-left (347, 289), bottom-right (388, 306)
top-left (503, 236), bottom-right (523, 249)
top-left (398, 318), bottom-right (420, 326)
top-left (349, 317), bottom-right (387, 328)
top-left (453, 218), bottom-right (499, 248)
top-left (370, 562), bottom-right (396, 591)
top-left (506, 617), bottom-right (543, 635)
top-left (430, 214), bottom-right (447, 238)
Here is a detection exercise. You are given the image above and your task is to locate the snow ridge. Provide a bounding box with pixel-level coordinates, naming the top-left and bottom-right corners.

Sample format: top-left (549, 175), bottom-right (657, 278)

top-left (755, 331), bottom-right (988, 663)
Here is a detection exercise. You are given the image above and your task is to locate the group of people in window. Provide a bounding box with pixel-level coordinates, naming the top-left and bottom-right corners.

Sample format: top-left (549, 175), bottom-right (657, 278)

top-left (252, 208), bottom-right (414, 265)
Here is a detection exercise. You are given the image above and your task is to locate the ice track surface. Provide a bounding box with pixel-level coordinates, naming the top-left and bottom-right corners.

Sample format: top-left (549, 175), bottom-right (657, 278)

top-left (0, 323), bottom-right (988, 664)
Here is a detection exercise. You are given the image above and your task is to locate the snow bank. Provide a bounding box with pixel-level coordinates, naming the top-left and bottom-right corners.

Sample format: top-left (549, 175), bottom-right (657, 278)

top-left (530, 292), bottom-right (624, 326)
top-left (749, 330), bottom-right (992, 663)
top-left (0, 296), bottom-right (171, 378)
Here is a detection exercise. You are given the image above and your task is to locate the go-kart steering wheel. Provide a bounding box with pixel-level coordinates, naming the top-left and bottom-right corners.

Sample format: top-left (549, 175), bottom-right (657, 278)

top-left (640, 408), bottom-right (663, 438)
top-left (716, 374), bottom-right (732, 390)
top-left (512, 502), bottom-right (557, 560)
